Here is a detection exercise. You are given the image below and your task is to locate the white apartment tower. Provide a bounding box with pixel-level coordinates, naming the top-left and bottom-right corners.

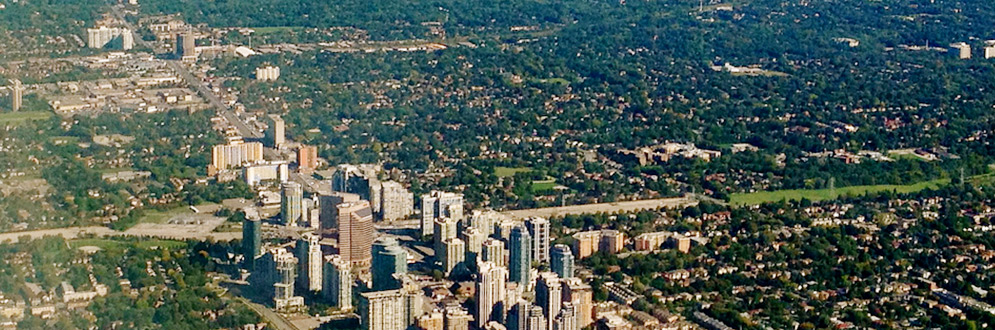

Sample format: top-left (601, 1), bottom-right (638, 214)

top-left (380, 181), bottom-right (414, 221)
top-left (525, 217), bottom-right (550, 263)
top-left (477, 261), bottom-right (508, 326)
top-left (421, 191), bottom-right (464, 236)
top-left (296, 233), bottom-right (323, 292)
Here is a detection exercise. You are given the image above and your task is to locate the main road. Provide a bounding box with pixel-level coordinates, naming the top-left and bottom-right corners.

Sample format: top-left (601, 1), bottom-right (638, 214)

top-left (109, 4), bottom-right (261, 139)
top-left (376, 195), bottom-right (700, 229)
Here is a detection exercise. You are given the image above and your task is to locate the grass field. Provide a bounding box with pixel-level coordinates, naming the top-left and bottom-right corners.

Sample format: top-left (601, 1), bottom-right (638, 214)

top-left (729, 178), bottom-right (950, 205)
top-left (0, 111), bottom-right (52, 124)
top-left (139, 206), bottom-right (194, 224)
top-left (532, 179), bottom-right (559, 191)
top-left (250, 26), bottom-right (303, 34)
top-left (495, 166), bottom-right (532, 177)
top-left (71, 238), bottom-right (186, 250)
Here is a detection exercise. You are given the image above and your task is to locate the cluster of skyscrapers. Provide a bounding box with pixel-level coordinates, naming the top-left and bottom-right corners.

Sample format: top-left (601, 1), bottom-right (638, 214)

top-left (241, 183), bottom-right (593, 330)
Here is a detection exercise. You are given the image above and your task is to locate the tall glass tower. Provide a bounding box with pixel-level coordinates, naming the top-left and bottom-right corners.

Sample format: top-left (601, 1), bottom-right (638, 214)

top-left (509, 226), bottom-right (532, 285)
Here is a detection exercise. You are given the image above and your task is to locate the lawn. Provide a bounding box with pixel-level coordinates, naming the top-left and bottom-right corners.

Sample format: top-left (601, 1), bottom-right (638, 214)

top-left (70, 238), bottom-right (127, 250)
top-left (0, 111), bottom-right (52, 124)
top-left (71, 238), bottom-right (186, 250)
top-left (532, 180), bottom-right (559, 191)
top-left (250, 26), bottom-right (303, 34)
top-left (729, 178), bottom-right (950, 205)
top-left (495, 166), bottom-right (532, 177)
top-left (139, 206), bottom-right (194, 224)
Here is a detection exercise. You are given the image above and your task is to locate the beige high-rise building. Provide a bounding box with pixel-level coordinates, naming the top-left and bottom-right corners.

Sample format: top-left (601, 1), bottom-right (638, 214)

top-left (282, 182), bottom-right (303, 226)
top-left (255, 65), bottom-right (281, 81)
top-left (434, 217), bottom-right (459, 257)
top-left (421, 191), bottom-right (464, 236)
top-left (536, 273), bottom-right (563, 330)
top-left (360, 290), bottom-right (406, 330)
top-left (417, 310), bottom-right (444, 330)
top-left (572, 230), bottom-right (624, 259)
top-left (176, 31), bottom-right (196, 60)
top-left (211, 141), bottom-right (264, 172)
top-left (476, 261), bottom-right (507, 326)
top-left (525, 305), bottom-right (546, 330)
top-left (443, 307), bottom-right (472, 330)
top-left (338, 201), bottom-right (374, 268)
top-left (482, 239), bottom-right (505, 267)
top-left (10, 79), bottom-right (23, 112)
top-left (323, 255), bottom-right (352, 311)
top-left (951, 42), bottom-right (972, 59)
top-left (380, 181), bottom-right (414, 221)
top-left (296, 233), bottom-right (322, 292)
top-left (634, 231), bottom-right (671, 251)
top-left (441, 238), bottom-right (465, 276)
top-left (318, 192), bottom-right (361, 236)
top-left (468, 210), bottom-right (507, 237)
top-left (87, 26), bottom-right (133, 50)
top-left (562, 278), bottom-right (593, 328)
top-left (266, 114), bottom-right (286, 148)
top-left (462, 229), bottom-right (485, 271)
top-left (553, 302), bottom-right (578, 330)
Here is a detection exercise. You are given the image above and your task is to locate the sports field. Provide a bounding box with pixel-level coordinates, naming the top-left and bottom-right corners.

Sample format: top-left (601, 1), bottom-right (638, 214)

top-left (729, 178), bottom-right (949, 205)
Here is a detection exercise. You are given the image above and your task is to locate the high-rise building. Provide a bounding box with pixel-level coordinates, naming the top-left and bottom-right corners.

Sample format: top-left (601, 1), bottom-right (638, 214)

top-left (318, 192), bottom-right (361, 236)
top-left (242, 217), bottom-right (262, 269)
top-left (9, 79), bottom-right (23, 112)
top-left (509, 226), bottom-right (532, 285)
top-left (468, 210), bottom-right (507, 237)
top-left (986, 44), bottom-right (995, 59)
top-left (461, 228), bottom-right (485, 270)
top-left (562, 278), bottom-right (593, 328)
top-left (398, 275), bottom-right (426, 325)
top-left (254, 248), bottom-right (304, 312)
top-left (553, 302), bottom-right (577, 330)
top-left (572, 230), bottom-right (624, 259)
top-left (536, 272), bottom-right (563, 330)
top-left (421, 191), bottom-right (464, 237)
top-left (951, 42), bottom-right (972, 59)
top-left (380, 181), bottom-right (414, 221)
top-left (211, 141), bottom-right (264, 171)
top-left (332, 164), bottom-right (385, 214)
top-left (433, 217), bottom-right (459, 257)
top-left (255, 65), bottom-right (281, 81)
top-left (338, 201), bottom-right (375, 268)
top-left (524, 305), bottom-right (546, 330)
top-left (507, 301), bottom-right (528, 330)
top-left (372, 237), bottom-right (408, 291)
top-left (323, 255), bottom-right (352, 311)
top-left (418, 310), bottom-right (445, 330)
top-left (443, 307), bottom-right (472, 330)
top-left (243, 161), bottom-right (290, 186)
top-left (303, 197), bottom-right (320, 229)
top-left (477, 261), bottom-right (508, 326)
top-left (482, 238), bottom-right (505, 268)
top-left (86, 26), bottom-right (133, 50)
top-left (525, 217), bottom-right (550, 263)
top-left (360, 290), bottom-right (407, 330)
top-left (176, 31), bottom-right (196, 60)
top-left (296, 233), bottom-right (323, 292)
top-left (550, 245), bottom-right (574, 279)
top-left (441, 238), bottom-right (465, 276)
top-left (297, 145), bottom-right (318, 173)
top-left (266, 115), bottom-right (286, 148)
top-left (494, 220), bottom-right (518, 241)
top-left (281, 182), bottom-right (303, 226)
